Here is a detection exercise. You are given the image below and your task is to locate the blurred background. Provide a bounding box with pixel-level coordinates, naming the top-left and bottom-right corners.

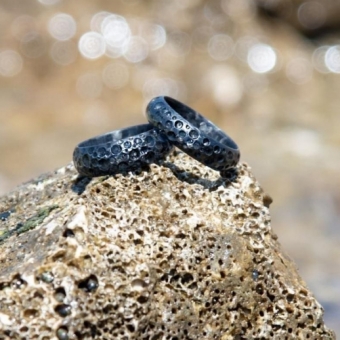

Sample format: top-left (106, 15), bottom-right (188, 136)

top-left (0, 0), bottom-right (339, 335)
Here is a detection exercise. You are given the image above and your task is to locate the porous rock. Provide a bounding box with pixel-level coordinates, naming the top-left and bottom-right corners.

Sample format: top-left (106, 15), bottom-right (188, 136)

top-left (0, 151), bottom-right (335, 340)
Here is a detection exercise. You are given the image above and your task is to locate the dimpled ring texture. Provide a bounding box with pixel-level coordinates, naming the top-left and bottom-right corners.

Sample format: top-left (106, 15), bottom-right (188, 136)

top-left (73, 124), bottom-right (172, 177)
top-left (146, 96), bottom-right (240, 172)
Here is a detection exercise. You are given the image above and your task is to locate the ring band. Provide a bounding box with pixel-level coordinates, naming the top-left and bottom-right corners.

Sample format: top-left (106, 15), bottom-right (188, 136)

top-left (73, 124), bottom-right (172, 177)
top-left (146, 96), bottom-right (240, 172)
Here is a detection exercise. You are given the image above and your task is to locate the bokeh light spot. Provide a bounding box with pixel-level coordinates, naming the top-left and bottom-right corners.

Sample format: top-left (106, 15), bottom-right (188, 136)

top-left (325, 45), bottom-right (340, 73)
top-left (205, 65), bottom-right (243, 107)
top-left (140, 23), bottom-right (166, 51)
top-left (50, 41), bottom-right (77, 65)
top-left (247, 43), bottom-right (277, 73)
top-left (282, 129), bottom-right (321, 158)
top-left (11, 15), bottom-right (37, 41)
top-left (192, 26), bottom-right (214, 52)
top-left (48, 13), bottom-right (77, 41)
top-left (0, 50), bottom-right (23, 77)
top-left (102, 62), bottom-right (129, 89)
top-left (167, 31), bottom-right (191, 56)
top-left (286, 57), bottom-right (313, 84)
top-left (101, 14), bottom-right (131, 53)
top-left (78, 32), bottom-right (106, 59)
top-left (235, 36), bottom-right (259, 62)
top-left (208, 34), bottom-right (234, 61)
top-left (221, 0), bottom-right (256, 20)
top-left (123, 36), bottom-right (149, 63)
top-left (298, 1), bottom-right (326, 30)
top-left (20, 32), bottom-right (45, 58)
top-left (312, 46), bottom-right (330, 74)
top-left (90, 11), bottom-right (111, 32)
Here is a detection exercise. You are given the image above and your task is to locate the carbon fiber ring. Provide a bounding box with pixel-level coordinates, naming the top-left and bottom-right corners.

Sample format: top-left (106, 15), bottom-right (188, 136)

top-left (73, 124), bottom-right (173, 177)
top-left (146, 96), bottom-right (240, 173)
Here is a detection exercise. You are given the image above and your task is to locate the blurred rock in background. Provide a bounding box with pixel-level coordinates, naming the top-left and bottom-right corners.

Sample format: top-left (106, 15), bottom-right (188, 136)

top-left (256, 0), bottom-right (340, 37)
top-left (0, 0), bottom-right (339, 335)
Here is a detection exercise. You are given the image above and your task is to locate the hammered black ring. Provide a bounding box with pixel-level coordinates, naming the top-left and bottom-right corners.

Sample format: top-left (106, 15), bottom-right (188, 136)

top-left (146, 96), bottom-right (240, 173)
top-left (73, 124), bottom-right (172, 177)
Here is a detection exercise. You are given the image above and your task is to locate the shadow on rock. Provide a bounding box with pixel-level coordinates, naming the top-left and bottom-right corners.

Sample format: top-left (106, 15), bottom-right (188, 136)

top-left (71, 176), bottom-right (93, 195)
top-left (163, 162), bottom-right (239, 191)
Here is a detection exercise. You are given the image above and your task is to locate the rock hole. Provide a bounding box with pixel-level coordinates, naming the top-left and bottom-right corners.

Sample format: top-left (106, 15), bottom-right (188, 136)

top-left (56, 327), bottom-right (69, 340)
top-left (188, 282), bottom-right (198, 290)
top-left (39, 271), bottom-right (54, 283)
top-left (78, 274), bottom-right (99, 292)
top-left (84, 321), bottom-right (97, 337)
top-left (137, 295), bottom-right (149, 304)
top-left (19, 326), bottom-right (29, 333)
top-left (133, 239), bottom-right (143, 245)
top-left (54, 287), bottom-right (66, 302)
top-left (55, 304), bottom-right (71, 317)
top-left (63, 229), bottom-right (75, 237)
top-left (23, 309), bottom-right (39, 318)
top-left (266, 291), bottom-right (275, 302)
top-left (11, 274), bottom-right (26, 289)
top-left (181, 273), bottom-right (194, 284)
top-left (127, 324), bottom-right (135, 333)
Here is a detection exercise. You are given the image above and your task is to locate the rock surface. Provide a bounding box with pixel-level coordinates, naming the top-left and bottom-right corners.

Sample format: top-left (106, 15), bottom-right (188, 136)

top-left (0, 152), bottom-right (335, 340)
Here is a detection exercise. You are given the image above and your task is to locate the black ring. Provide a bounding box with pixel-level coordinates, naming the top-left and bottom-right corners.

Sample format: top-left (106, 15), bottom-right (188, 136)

top-left (146, 96), bottom-right (240, 172)
top-left (73, 124), bottom-right (173, 177)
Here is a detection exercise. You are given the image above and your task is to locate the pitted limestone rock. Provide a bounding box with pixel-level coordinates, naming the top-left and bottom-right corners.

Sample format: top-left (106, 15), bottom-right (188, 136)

top-left (0, 151), bottom-right (335, 339)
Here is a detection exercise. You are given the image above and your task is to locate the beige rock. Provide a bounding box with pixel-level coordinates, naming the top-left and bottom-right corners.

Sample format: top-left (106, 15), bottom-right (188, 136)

top-left (0, 152), bottom-right (335, 339)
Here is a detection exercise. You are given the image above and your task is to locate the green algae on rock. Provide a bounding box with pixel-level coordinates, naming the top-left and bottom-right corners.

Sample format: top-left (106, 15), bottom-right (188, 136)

top-left (0, 152), bottom-right (335, 339)
top-left (0, 204), bottom-right (59, 245)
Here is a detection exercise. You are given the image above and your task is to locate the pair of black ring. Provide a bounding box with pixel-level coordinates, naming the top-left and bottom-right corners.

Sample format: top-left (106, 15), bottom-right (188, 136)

top-left (73, 96), bottom-right (240, 177)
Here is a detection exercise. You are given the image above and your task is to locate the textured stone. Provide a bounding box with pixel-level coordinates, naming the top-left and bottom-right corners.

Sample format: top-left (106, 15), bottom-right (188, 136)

top-left (0, 151), bottom-right (335, 339)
